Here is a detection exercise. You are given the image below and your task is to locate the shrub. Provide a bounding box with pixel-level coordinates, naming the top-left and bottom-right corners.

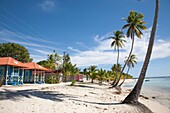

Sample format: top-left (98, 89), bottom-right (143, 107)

top-left (70, 80), bottom-right (76, 86)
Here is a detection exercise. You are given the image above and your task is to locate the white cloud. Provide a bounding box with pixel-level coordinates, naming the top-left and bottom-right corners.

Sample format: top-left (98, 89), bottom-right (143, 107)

top-left (70, 29), bottom-right (170, 67)
top-left (39, 0), bottom-right (55, 12)
top-left (68, 46), bottom-right (81, 53)
top-left (76, 42), bottom-right (90, 50)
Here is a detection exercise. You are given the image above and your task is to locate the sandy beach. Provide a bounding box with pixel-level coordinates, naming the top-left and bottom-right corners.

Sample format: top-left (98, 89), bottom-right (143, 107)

top-left (0, 81), bottom-right (170, 113)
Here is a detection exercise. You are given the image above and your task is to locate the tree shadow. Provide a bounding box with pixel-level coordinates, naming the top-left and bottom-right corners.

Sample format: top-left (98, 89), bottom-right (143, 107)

top-left (69, 98), bottom-right (121, 105)
top-left (0, 89), bottom-right (76, 102)
top-left (69, 85), bottom-right (101, 89)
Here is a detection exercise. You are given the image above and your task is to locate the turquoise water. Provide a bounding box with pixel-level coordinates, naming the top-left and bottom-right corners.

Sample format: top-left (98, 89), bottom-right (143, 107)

top-left (143, 77), bottom-right (170, 93)
top-left (124, 77), bottom-right (170, 108)
top-left (124, 77), bottom-right (170, 93)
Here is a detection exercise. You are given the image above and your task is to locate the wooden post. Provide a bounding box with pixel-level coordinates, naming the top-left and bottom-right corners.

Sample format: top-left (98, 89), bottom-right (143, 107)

top-left (13, 66), bottom-right (14, 85)
top-left (34, 69), bottom-right (36, 84)
top-left (5, 65), bottom-right (8, 85)
top-left (18, 67), bottom-right (19, 85)
top-left (40, 70), bottom-right (43, 83)
top-left (22, 69), bottom-right (24, 84)
top-left (43, 71), bottom-right (45, 83)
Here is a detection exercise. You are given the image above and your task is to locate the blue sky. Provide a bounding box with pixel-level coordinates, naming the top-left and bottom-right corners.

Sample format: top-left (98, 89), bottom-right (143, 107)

top-left (0, 0), bottom-right (170, 77)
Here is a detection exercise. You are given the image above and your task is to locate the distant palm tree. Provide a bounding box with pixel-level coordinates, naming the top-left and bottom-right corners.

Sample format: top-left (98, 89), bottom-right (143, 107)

top-left (109, 30), bottom-right (126, 86)
top-left (105, 70), bottom-right (113, 82)
top-left (88, 65), bottom-right (97, 83)
top-left (97, 68), bottom-right (106, 84)
top-left (123, 0), bottom-right (159, 104)
top-left (111, 64), bottom-right (121, 85)
top-left (119, 54), bottom-right (137, 87)
top-left (83, 68), bottom-right (89, 80)
top-left (70, 64), bottom-right (79, 80)
top-left (114, 11), bottom-right (147, 87)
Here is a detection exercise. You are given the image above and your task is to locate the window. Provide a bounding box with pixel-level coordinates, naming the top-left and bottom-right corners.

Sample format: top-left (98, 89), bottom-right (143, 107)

top-left (14, 67), bottom-right (19, 76)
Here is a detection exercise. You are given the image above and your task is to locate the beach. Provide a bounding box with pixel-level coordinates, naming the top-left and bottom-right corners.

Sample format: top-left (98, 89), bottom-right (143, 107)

top-left (0, 80), bottom-right (170, 113)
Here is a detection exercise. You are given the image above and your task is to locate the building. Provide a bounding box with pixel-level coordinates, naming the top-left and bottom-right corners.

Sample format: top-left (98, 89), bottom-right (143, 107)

top-left (0, 57), bottom-right (49, 85)
top-left (23, 62), bottom-right (48, 84)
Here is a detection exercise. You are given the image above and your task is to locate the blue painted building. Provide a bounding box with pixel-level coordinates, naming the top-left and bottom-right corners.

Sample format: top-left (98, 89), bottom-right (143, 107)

top-left (0, 57), bottom-right (48, 85)
top-left (0, 57), bottom-right (25, 85)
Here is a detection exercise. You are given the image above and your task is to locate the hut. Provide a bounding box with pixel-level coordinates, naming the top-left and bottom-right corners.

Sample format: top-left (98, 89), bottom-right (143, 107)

top-left (23, 62), bottom-right (49, 84)
top-left (0, 57), bottom-right (26, 85)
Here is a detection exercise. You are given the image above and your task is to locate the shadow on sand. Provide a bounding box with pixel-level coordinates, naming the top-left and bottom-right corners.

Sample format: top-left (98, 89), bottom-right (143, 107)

top-left (0, 89), bottom-right (76, 102)
top-left (69, 98), bottom-right (121, 105)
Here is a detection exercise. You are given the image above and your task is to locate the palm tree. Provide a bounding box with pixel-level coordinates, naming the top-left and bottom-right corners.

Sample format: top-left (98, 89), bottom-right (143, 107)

top-left (97, 68), bottom-right (106, 84)
top-left (114, 11), bottom-right (147, 87)
top-left (105, 70), bottom-right (113, 82)
top-left (123, 0), bottom-right (159, 104)
top-left (111, 64), bottom-right (121, 85)
top-left (70, 64), bottom-right (79, 80)
top-left (88, 65), bottom-right (97, 83)
top-left (109, 30), bottom-right (126, 86)
top-left (119, 54), bottom-right (137, 87)
top-left (83, 68), bottom-right (89, 80)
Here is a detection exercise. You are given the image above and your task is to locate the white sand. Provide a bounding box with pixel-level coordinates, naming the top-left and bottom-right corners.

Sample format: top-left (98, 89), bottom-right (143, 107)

top-left (0, 82), bottom-right (169, 113)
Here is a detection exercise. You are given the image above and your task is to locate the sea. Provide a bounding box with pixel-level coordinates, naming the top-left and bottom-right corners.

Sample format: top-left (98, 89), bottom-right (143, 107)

top-left (124, 77), bottom-right (170, 108)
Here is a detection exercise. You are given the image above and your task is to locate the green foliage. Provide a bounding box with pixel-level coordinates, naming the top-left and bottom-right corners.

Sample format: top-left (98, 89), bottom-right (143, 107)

top-left (109, 30), bottom-right (126, 50)
top-left (62, 53), bottom-right (79, 81)
top-left (82, 68), bottom-right (90, 80)
top-left (45, 74), bottom-right (59, 84)
top-left (111, 64), bottom-right (122, 72)
top-left (125, 54), bottom-right (137, 68)
top-left (37, 60), bottom-right (54, 70)
top-left (0, 43), bottom-right (32, 62)
top-left (88, 65), bottom-right (97, 83)
top-left (122, 10), bottom-right (147, 38)
top-left (37, 50), bottom-right (62, 70)
top-left (96, 68), bottom-right (106, 83)
top-left (70, 80), bottom-right (76, 86)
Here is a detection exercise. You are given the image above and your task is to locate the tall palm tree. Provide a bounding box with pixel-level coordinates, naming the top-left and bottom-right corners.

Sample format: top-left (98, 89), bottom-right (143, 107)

top-left (88, 65), bottom-right (97, 83)
top-left (123, 0), bottom-right (159, 103)
top-left (114, 11), bottom-right (147, 87)
top-left (109, 30), bottom-right (126, 86)
top-left (119, 54), bottom-right (137, 87)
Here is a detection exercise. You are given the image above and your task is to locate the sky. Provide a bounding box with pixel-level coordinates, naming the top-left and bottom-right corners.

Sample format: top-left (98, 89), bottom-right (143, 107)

top-left (0, 0), bottom-right (170, 77)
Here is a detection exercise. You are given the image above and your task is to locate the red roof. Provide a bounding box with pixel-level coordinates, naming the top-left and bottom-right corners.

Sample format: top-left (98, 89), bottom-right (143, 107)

top-left (0, 57), bottom-right (26, 67)
top-left (24, 62), bottom-right (49, 71)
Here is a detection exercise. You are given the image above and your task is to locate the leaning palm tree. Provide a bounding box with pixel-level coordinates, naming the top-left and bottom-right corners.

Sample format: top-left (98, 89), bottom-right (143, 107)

top-left (109, 30), bottom-right (126, 86)
top-left (114, 11), bottom-right (147, 87)
top-left (123, 0), bottom-right (159, 104)
top-left (88, 65), bottom-right (97, 83)
top-left (119, 54), bottom-right (137, 87)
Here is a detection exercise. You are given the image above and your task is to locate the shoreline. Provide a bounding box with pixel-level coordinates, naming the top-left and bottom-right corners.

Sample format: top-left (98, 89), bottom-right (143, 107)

top-left (0, 81), bottom-right (170, 113)
top-left (123, 78), bottom-right (170, 109)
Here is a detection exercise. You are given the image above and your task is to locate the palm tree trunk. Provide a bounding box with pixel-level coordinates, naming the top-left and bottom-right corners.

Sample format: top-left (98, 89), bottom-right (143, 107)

top-left (113, 33), bottom-right (135, 87)
top-left (112, 47), bottom-right (120, 86)
top-left (91, 79), bottom-right (94, 83)
top-left (119, 67), bottom-right (130, 87)
top-left (123, 0), bottom-right (159, 103)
